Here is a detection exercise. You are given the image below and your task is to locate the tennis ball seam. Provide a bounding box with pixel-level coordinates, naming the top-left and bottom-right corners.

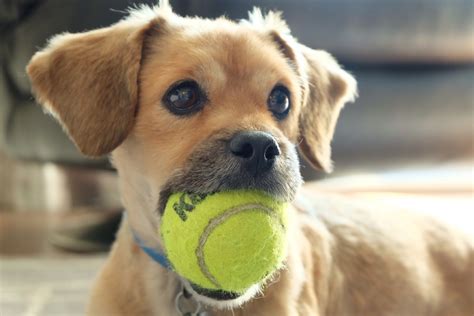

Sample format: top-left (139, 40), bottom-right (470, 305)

top-left (195, 203), bottom-right (285, 289)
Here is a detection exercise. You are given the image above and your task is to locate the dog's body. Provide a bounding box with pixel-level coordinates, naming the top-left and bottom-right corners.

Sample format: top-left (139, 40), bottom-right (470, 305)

top-left (26, 2), bottom-right (473, 315)
top-left (87, 193), bottom-right (473, 316)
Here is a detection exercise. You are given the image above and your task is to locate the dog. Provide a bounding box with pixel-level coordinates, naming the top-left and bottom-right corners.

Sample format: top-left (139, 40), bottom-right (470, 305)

top-left (27, 2), bottom-right (473, 315)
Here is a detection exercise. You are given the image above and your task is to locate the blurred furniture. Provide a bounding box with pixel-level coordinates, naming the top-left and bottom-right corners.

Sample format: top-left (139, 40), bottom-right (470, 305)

top-left (181, 0), bottom-right (474, 173)
top-left (1, 0), bottom-right (473, 211)
top-left (1, 0), bottom-right (154, 211)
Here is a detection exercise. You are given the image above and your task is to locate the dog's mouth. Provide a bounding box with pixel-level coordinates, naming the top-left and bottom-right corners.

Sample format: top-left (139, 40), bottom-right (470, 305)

top-left (157, 132), bottom-right (301, 307)
top-left (156, 133), bottom-right (302, 215)
top-left (190, 283), bottom-right (241, 301)
top-left (182, 280), bottom-right (263, 308)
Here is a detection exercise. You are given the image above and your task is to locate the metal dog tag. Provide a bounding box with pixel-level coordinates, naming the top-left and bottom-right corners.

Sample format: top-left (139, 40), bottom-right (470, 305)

top-left (175, 286), bottom-right (208, 316)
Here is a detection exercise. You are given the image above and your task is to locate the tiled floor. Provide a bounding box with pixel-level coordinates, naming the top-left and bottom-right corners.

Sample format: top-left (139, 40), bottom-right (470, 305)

top-left (0, 212), bottom-right (107, 316)
top-left (0, 256), bottom-right (105, 316)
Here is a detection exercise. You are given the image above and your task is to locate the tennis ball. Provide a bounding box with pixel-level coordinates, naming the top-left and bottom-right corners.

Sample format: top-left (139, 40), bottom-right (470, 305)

top-left (160, 190), bottom-right (288, 294)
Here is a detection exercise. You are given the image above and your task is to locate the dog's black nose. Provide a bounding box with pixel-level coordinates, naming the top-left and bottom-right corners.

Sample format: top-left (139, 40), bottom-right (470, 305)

top-left (229, 131), bottom-right (280, 175)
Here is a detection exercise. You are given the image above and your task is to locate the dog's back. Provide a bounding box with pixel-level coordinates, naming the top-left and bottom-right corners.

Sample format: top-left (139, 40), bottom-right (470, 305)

top-left (298, 193), bottom-right (474, 316)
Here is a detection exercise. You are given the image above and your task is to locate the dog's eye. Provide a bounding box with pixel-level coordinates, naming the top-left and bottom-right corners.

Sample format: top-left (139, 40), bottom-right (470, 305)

top-left (163, 80), bottom-right (205, 115)
top-left (268, 86), bottom-right (290, 120)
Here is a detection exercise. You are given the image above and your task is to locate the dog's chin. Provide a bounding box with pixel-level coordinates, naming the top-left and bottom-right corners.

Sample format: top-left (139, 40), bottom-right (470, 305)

top-left (182, 280), bottom-right (262, 309)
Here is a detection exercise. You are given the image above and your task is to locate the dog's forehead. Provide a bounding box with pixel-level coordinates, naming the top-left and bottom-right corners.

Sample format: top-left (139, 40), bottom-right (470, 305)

top-left (145, 22), bottom-right (297, 93)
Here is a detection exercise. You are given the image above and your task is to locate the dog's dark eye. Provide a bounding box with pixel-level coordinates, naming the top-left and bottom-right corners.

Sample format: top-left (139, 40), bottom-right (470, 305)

top-left (163, 80), bottom-right (205, 115)
top-left (268, 86), bottom-right (290, 120)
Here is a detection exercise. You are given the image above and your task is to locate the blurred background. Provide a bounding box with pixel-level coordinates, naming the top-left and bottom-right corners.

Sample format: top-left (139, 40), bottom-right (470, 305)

top-left (1, 0), bottom-right (473, 315)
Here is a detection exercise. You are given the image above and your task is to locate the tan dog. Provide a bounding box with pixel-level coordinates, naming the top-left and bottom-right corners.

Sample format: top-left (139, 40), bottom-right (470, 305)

top-left (27, 2), bottom-right (473, 315)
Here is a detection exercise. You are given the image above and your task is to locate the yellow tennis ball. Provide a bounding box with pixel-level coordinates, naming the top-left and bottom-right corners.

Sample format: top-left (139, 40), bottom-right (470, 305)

top-left (160, 190), bottom-right (288, 294)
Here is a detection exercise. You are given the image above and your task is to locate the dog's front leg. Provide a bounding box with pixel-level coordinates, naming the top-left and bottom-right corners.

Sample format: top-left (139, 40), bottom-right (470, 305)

top-left (87, 222), bottom-right (179, 316)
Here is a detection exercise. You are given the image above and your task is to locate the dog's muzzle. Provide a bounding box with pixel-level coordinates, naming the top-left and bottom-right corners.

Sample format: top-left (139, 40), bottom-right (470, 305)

top-left (157, 130), bottom-right (302, 304)
top-left (158, 130), bottom-right (302, 214)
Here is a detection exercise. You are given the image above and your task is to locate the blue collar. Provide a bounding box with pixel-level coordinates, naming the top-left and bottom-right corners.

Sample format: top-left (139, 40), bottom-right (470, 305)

top-left (132, 230), bottom-right (172, 270)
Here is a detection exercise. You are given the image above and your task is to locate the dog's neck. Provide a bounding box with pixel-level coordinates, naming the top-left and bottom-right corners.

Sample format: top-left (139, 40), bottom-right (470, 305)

top-left (130, 220), bottom-right (172, 269)
top-left (115, 159), bottom-right (166, 250)
top-left (110, 220), bottom-right (181, 315)
top-left (116, 205), bottom-right (321, 316)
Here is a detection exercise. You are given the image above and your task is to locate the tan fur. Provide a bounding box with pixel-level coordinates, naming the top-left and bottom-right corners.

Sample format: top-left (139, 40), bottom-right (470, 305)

top-left (26, 4), bottom-right (473, 316)
top-left (27, 18), bottom-right (159, 156)
top-left (297, 47), bottom-right (357, 172)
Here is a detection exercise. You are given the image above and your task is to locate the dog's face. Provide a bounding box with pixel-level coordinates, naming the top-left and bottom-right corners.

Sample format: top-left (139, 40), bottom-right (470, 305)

top-left (27, 4), bottom-right (356, 307)
top-left (135, 16), bottom-right (310, 210)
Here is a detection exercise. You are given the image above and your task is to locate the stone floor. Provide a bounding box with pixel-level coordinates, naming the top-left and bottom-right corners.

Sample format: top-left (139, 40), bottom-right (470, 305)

top-left (0, 256), bottom-right (105, 316)
top-left (0, 212), bottom-right (107, 316)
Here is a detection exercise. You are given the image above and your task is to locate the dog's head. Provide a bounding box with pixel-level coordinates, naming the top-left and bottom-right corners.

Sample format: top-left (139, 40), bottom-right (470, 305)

top-left (27, 2), bottom-right (356, 308)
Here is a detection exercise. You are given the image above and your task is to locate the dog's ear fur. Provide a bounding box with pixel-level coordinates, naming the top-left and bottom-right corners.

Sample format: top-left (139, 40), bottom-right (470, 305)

top-left (27, 20), bottom-right (158, 156)
top-left (273, 38), bottom-right (357, 172)
top-left (296, 46), bottom-right (357, 172)
top-left (250, 9), bottom-right (357, 172)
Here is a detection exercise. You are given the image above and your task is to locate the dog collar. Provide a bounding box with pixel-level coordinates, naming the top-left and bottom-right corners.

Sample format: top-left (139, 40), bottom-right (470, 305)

top-left (127, 216), bottom-right (208, 315)
top-left (125, 212), bottom-right (171, 269)
top-left (132, 231), bottom-right (209, 315)
top-left (132, 231), bottom-right (172, 270)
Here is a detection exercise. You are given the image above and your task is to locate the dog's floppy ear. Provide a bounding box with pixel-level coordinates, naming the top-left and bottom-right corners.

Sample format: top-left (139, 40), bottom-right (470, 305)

top-left (296, 46), bottom-right (357, 172)
top-left (246, 8), bottom-right (356, 171)
top-left (27, 20), bottom-right (158, 156)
